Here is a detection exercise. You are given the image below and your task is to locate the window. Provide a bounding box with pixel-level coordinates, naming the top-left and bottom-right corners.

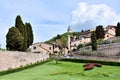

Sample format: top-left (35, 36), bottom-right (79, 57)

top-left (49, 47), bottom-right (51, 50)
top-left (39, 44), bottom-right (41, 47)
top-left (33, 46), bottom-right (36, 49)
top-left (54, 45), bottom-right (57, 48)
top-left (74, 43), bottom-right (76, 46)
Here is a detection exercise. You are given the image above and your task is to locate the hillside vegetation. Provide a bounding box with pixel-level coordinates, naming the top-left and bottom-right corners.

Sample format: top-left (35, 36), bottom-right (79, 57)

top-left (45, 32), bottom-right (79, 48)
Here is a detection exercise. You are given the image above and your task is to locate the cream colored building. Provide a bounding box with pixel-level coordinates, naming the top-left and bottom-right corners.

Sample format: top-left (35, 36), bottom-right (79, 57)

top-left (31, 42), bottom-right (61, 54)
top-left (70, 37), bottom-right (91, 50)
top-left (104, 25), bottom-right (116, 40)
top-left (66, 27), bottom-right (92, 51)
top-left (66, 25), bottom-right (116, 51)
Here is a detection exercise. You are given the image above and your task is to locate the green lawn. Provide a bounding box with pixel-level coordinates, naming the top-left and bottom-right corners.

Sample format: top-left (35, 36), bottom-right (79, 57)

top-left (0, 61), bottom-right (120, 80)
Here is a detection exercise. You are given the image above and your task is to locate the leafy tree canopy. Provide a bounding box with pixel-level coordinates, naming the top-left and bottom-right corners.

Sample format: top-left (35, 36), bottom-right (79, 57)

top-left (6, 27), bottom-right (24, 51)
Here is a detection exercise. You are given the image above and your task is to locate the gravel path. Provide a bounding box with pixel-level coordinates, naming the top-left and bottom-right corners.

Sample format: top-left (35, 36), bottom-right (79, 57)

top-left (0, 51), bottom-right (49, 71)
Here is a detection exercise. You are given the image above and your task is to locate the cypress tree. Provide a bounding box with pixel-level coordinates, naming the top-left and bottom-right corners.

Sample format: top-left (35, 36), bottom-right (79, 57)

top-left (6, 27), bottom-right (24, 51)
top-left (95, 25), bottom-right (105, 39)
top-left (6, 15), bottom-right (34, 51)
top-left (25, 23), bottom-right (34, 48)
top-left (24, 25), bottom-right (28, 50)
top-left (116, 22), bottom-right (120, 36)
top-left (15, 15), bottom-right (25, 37)
top-left (91, 31), bottom-right (97, 51)
top-left (15, 15), bottom-right (27, 51)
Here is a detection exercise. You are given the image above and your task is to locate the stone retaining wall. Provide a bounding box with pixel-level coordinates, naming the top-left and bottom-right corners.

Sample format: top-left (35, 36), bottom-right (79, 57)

top-left (79, 43), bottom-right (120, 56)
top-left (0, 51), bottom-right (49, 71)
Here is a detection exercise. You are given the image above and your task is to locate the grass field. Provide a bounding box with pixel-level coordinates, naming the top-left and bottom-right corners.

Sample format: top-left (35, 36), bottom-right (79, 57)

top-left (0, 60), bottom-right (120, 80)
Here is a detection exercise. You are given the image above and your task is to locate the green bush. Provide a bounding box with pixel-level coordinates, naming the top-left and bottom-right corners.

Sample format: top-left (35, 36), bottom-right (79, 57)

top-left (0, 59), bottom-right (51, 76)
top-left (97, 39), bottom-right (104, 45)
top-left (72, 48), bottom-right (77, 52)
top-left (103, 40), bottom-right (111, 44)
top-left (77, 44), bottom-right (84, 49)
top-left (112, 38), bottom-right (120, 43)
top-left (61, 58), bottom-right (120, 66)
top-left (85, 42), bottom-right (91, 46)
top-left (79, 49), bottom-right (104, 56)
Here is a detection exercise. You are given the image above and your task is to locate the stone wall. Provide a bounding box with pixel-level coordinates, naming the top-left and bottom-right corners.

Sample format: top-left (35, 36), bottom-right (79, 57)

top-left (0, 51), bottom-right (49, 71)
top-left (98, 43), bottom-right (120, 55)
top-left (79, 43), bottom-right (120, 56)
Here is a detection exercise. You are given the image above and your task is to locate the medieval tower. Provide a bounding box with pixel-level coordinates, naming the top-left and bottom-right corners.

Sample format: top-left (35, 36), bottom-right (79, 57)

top-left (67, 26), bottom-right (72, 32)
top-left (66, 26), bottom-right (72, 52)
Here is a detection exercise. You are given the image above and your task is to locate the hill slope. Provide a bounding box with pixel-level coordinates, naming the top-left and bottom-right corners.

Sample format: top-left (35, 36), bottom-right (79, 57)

top-left (45, 32), bottom-right (79, 48)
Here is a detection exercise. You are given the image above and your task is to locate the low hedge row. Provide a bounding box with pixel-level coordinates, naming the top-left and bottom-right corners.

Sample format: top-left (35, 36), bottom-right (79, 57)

top-left (0, 59), bottom-right (51, 76)
top-left (60, 58), bottom-right (120, 66)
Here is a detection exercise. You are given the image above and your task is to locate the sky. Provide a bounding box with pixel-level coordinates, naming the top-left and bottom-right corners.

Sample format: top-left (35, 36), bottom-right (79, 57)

top-left (0, 0), bottom-right (120, 49)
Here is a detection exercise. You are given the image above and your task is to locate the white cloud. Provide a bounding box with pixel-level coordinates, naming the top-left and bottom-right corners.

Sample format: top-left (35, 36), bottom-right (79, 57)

top-left (70, 2), bottom-right (120, 31)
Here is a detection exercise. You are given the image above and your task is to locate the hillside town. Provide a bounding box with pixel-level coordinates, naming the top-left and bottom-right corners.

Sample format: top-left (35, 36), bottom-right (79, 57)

top-left (0, 1), bottom-right (120, 80)
top-left (31, 25), bottom-right (117, 55)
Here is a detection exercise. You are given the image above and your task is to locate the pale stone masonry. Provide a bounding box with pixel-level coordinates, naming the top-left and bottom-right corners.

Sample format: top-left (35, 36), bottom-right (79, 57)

top-left (0, 51), bottom-right (49, 71)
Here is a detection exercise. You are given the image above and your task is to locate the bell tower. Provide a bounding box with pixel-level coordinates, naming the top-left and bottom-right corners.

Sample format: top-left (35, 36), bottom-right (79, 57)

top-left (67, 26), bottom-right (72, 32)
top-left (66, 35), bottom-right (71, 51)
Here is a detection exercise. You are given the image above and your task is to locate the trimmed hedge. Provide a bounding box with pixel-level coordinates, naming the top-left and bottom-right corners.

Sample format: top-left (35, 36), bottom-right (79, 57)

top-left (0, 59), bottom-right (51, 76)
top-left (60, 58), bottom-right (120, 66)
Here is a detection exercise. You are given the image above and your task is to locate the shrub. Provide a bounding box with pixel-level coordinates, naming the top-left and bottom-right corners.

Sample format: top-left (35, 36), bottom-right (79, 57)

top-left (103, 40), bottom-right (111, 44)
top-left (77, 44), bottom-right (84, 49)
top-left (84, 63), bottom-right (94, 71)
top-left (0, 59), bottom-right (51, 76)
top-left (20, 65), bottom-right (23, 68)
top-left (72, 48), bottom-right (77, 52)
top-left (79, 49), bottom-right (104, 56)
top-left (61, 58), bottom-right (120, 66)
top-left (85, 43), bottom-right (91, 46)
top-left (94, 63), bottom-right (102, 67)
top-left (112, 38), bottom-right (120, 43)
top-left (97, 39), bottom-right (104, 45)
top-left (83, 63), bottom-right (102, 70)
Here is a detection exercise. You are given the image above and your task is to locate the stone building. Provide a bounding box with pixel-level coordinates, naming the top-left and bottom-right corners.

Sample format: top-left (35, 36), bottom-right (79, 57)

top-left (31, 42), bottom-right (60, 54)
top-left (66, 25), bottom-right (116, 51)
top-left (104, 25), bottom-right (116, 40)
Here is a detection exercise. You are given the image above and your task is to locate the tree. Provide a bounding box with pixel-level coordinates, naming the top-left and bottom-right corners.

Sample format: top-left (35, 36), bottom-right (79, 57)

top-left (15, 15), bottom-right (25, 37)
top-left (116, 22), bottom-right (120, 36)
top-left (25, 23), bottom-right (34, 48)
top-left (50, 46), bottom-right (63, 64)
top-left (24, 25), bottom-right (28, 50)
top-left (81, 30), bottom-right (84, 32)
top-left (15, 15), bottom-right (27, 51)
top-left (6, 27), bottom-right (24, 51)
top-left (95, 25), bottom-right (105, 39)
top-left (91, 31), bottom-right (97, 51)
top-left (56, 34), bottom-right (61, 39)
top-left (77, 44), bottom-right (84, 49)
top-left (15, 16), bottom-right (34, 51)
